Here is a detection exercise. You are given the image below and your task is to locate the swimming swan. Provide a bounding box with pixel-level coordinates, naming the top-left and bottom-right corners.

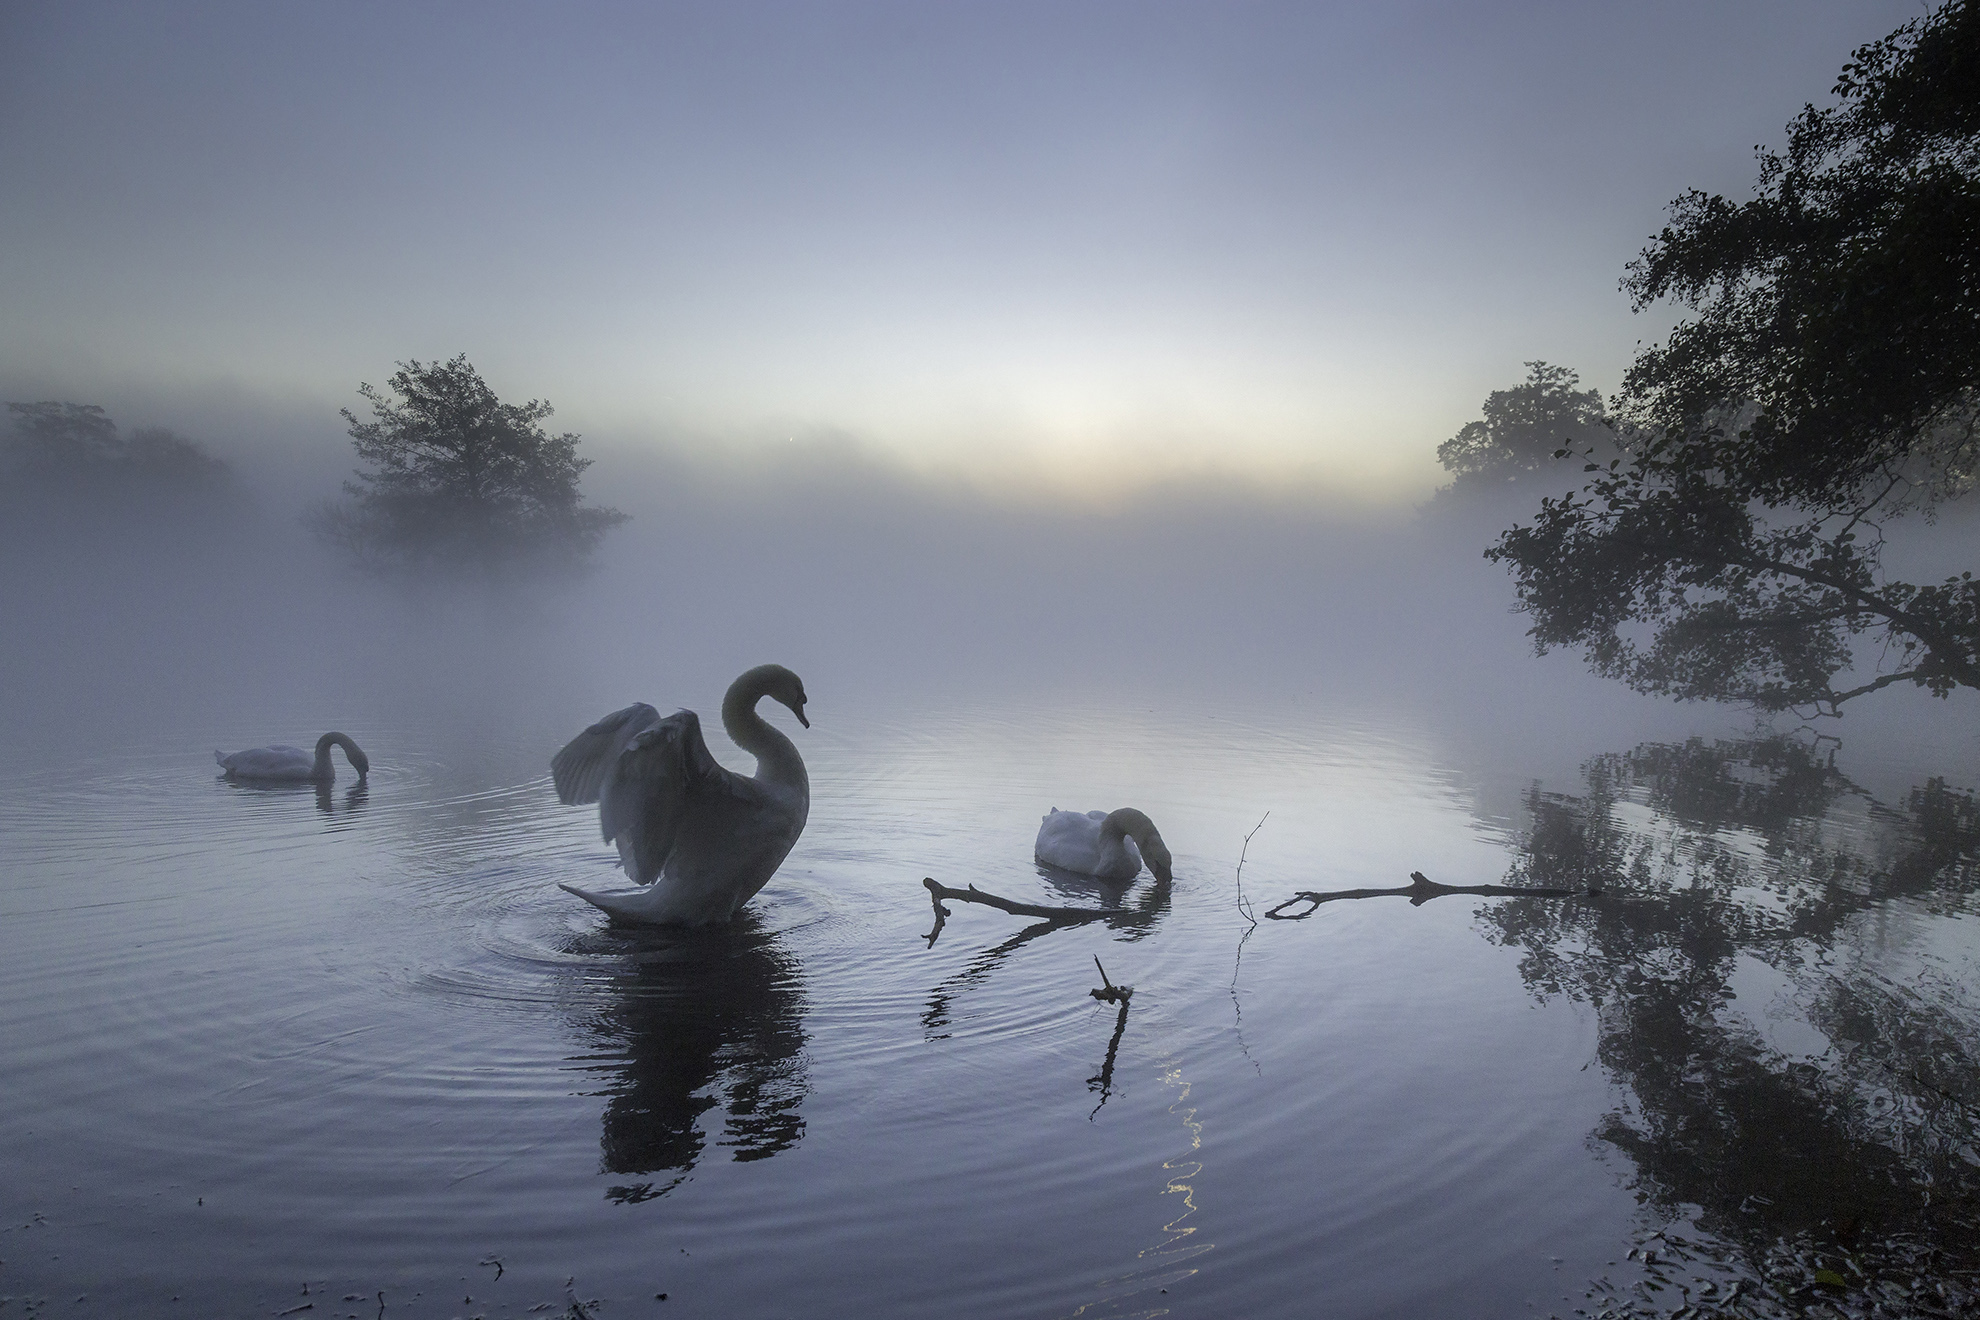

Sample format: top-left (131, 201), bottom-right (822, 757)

top-left (216, 732), bottom-right (369, 782)
top-left (551, 664), bottom-right (810, 926)
top-left (1035, 808), bottom-right (1173, 884)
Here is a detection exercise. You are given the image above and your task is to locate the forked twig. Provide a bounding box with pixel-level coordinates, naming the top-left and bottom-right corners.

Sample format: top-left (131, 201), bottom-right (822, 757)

top-left (1235, 812), bottom-right (1268, 927)
top-left (1231, 813), bottom-right (1269, 1074)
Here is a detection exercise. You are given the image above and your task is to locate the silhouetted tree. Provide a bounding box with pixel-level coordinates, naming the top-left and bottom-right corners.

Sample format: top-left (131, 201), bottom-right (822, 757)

top-left (309, 355), bottom-right (627, 575)
top-left (1433, 362), bottom-right (1613, 500)
top-left (1488, 0), bottom-right (1980, 713)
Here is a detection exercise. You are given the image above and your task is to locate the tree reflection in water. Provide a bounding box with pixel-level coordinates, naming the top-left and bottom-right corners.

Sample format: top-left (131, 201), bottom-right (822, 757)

top-left (568, 918), bottom-right (808, 1203)
top-left (1481, 736), bottom-right (1980, 1315)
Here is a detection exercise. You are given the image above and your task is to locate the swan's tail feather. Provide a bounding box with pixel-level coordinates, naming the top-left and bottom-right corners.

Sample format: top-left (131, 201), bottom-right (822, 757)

top-left (560, 881), bottom-right (670, 924)
top-left (214, 750), bottom-right (227, 767)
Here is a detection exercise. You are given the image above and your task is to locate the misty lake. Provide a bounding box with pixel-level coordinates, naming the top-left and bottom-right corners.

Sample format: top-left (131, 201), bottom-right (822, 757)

top-left (3, 666), bottom-right (1975, 1320)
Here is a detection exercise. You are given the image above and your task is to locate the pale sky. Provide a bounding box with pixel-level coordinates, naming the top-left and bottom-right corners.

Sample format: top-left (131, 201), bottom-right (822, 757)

top-left (0, 0), bottom-right (1925, 500)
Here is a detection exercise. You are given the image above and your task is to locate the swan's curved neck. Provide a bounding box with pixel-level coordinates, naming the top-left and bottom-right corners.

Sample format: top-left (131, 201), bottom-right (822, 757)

top-left (1102, 808), bottom-right (1149, 844)
top-left (1102, 808), bottom-right (1162, 856)
top-left (723, 671), bottom-right (806, 789)
top-left (313, 732), bottom-right (366, 779)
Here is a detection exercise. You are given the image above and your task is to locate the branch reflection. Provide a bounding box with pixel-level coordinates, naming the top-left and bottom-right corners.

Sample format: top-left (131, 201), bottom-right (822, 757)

top-left (922, 863), bottom-right (1171, 1042)
top-left (1087, 997), bottom-right (1132, 1119)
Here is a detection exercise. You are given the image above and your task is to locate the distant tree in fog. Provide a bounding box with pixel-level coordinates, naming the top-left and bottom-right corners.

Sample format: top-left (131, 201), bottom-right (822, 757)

top-left (308, 354), bottom-right (628, 575)
top-left (1433, 362), bottom-right (1613, 501)
top-left (1486, 0), bottom-right (1980, 713)
top-left (3, 400), bottom-right (232, 496)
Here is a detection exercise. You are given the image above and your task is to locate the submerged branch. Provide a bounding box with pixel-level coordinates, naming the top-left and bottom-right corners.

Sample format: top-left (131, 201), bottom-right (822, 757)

top-left (1090, 955), bottom-right (1132, 1003)
top-left (922, 877), bottom-right (1119, 947)
top-left (1264, 870), bottom-right (1589, 921)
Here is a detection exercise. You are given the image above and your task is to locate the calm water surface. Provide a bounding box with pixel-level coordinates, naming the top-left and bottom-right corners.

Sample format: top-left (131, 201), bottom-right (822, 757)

top-left (1, 687), bottom-right (1973, 1318)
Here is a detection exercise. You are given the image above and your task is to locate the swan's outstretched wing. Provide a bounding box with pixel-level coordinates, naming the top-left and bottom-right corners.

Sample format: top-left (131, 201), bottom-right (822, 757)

top-left (603, 711), bottom-right (729, 885)
top-left (551, 703), bottom-right (662, 813)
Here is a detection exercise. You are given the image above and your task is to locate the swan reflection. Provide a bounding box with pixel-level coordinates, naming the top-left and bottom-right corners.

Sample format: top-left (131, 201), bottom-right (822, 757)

top-left (317, 780), bottom-right (368, 816)
top-left (218, 775), bottom-right (369, 817)
top-left (570, 917), bottom-right (808, 1202)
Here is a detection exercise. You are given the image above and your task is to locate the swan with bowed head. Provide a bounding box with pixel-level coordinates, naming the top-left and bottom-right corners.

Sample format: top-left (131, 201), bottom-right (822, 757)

top-left (1035, 807), bottom-right (1173, 884)
top-left (551, 664), bottom-right (811, 926)
top-left (216, 732), bottom-right (369, 783)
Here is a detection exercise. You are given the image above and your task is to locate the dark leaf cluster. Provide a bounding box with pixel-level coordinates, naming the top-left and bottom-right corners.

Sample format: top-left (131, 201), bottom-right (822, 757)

top-left (1488, 1), bottom-right (1980, 712)
top-left (1492, 466), bottom-right (1980, 711)
top-left (1619, 0), bottom-right (1980, 507)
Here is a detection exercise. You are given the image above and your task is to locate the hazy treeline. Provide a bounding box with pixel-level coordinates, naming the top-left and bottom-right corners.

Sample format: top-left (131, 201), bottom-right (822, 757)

top-left (304, 355), bottom-right (627, 578)
top-left (2, 399), bottom-right (239, 528)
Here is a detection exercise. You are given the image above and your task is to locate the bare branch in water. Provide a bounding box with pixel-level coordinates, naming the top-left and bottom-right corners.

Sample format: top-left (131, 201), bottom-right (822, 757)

top-left (1264, 870), bottom-right (1589, 920)
top-left (1090, 955), bottom-right (1132, 1003)
top-left (1231, 814), bottom-right (1270, 1075)
top-left (922, 876), bottom-right (1119, 947)
top-left (1235, 812), bottom-right (1268, 928)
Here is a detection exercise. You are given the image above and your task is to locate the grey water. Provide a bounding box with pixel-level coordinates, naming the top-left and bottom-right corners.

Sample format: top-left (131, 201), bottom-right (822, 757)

top-left (2, 486), bottom-right (1976, 1319)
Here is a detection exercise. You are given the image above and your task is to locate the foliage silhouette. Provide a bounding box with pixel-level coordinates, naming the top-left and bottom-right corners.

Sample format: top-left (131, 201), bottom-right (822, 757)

top-left (309, 355), bottom-right (627, 576)
top-left (1488, 0), bottom-right (1980, 713)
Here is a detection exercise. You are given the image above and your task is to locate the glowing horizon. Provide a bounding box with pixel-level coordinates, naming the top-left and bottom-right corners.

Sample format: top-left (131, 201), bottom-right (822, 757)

top-left (0, 1), bottom-right (1921, 504)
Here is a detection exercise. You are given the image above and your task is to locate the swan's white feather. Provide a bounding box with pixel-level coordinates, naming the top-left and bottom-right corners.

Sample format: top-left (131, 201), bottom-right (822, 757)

top-left (215, 745), bottom-right (313, 779)
top-left (1035, 808), bottom-right (1144, 881)
top-left (604, 712), bottom-right (726, 884)
top-left (549, 703), bottom-right (661, 820)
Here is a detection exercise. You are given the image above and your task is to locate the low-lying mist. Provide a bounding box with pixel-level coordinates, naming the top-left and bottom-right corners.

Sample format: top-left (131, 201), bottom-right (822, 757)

top-left (4, 419), bottom-right (1973, 800)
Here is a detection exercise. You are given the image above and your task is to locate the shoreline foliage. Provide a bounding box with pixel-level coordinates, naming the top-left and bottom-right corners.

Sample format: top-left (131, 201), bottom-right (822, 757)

top-left (1486, 0), bottom-right (1980, 713)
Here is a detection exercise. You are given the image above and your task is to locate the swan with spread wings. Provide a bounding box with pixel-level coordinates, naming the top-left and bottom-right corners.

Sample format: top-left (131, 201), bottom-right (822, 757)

top-left (550, 664), bottom-right (810, 926)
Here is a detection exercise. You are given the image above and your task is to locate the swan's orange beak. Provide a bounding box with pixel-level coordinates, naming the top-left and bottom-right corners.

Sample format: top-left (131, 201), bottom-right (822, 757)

top-left (796, 705), bottom-right (810, 728)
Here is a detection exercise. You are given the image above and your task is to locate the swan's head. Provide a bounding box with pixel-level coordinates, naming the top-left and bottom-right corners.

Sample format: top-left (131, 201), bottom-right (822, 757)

top-left (766, 665), bottom-right (810, 728)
